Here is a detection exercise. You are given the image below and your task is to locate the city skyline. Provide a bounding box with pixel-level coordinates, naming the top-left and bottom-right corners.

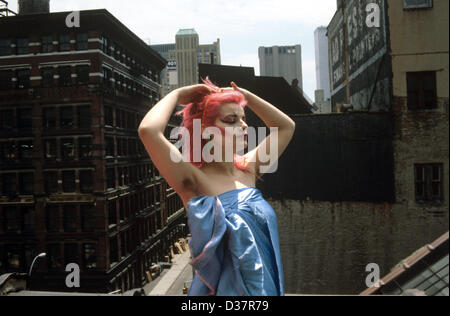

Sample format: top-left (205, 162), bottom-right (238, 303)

top-left (6, 0), bottom-right (336, 99)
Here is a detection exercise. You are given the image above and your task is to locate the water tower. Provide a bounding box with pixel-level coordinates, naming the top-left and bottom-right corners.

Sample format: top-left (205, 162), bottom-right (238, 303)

top-left (18, 0), bottom-right (50, 15)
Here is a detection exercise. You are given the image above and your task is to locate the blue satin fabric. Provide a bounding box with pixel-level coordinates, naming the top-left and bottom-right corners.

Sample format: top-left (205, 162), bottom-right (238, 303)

top-left (186, 187), bottom-right (285, 296)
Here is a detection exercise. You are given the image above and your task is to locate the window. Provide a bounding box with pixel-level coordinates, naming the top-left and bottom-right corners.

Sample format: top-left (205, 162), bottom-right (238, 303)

top-left (58, 66), bottom-right (72, 87)
top-left (41, 67), bottom-right (54, 88)
top-left (65, 244), bottom-right (79, 266)
top-left (19, 173), bottom-right (34, 195)
top-left (62, 170), bottom-right (76, 193)
top-left (47, 244), bottom-right (62, 270)
top-left (44, 139), bottom-right (57, 160)
top-left (41, 35), bottom-right (53, 53)
top-left (81, 205), bottom-right (95, 232)
top-left (2, 173), bottom-right (17, 197)
top-left (44, 171), bottom-right (58, 194)
top-left (17, 108), bottom-right (32, 129)
top-left (61, 138), bottom-right (75, 160)
top-left (63, 205), bottom-right (77, 232)
top-left (407, 71), bottom-right (437, 110)
top-left (101, 36), bottom-right (109, 54)
top-left (43, 107), bottom-right (56, 128)
top-left (105, 106), bottom-right (114, 126)
top-left (114, 72), bottom-right (120, 90)
top-left (0, 39), bottom-right (12, 56)
top-left (22, 207), bottom-right (35, 233)
top-left (116, 109), bottom-right (123, 128)
top-left (108, 201), bottom-right (117, 227)
top-left (119, 198), bottom-right (125, 221)
top-left (403, 0), bottom-right (433, 10)
top-left (76, 33), bottom-right (88, 51)
top-left (0, 109), bottom-right (14, 129)
top-left (5, 245), bottom-right (21, 270)
top-left (117, 138), bottom-right (123, 157)
top-left (115, 45), bottom-right (121, 61)
top-left (59, 34), bottom-right (71, 52)
top-left (19, 141), bottom-right (33, 160)
top-left (108, 41), bottom-right (114, 56)
top-left (76, 65), bottom-right (89, 85)
top-left (77, 106), bottom-right (91, 128)
top-left (2, 142), bottom-right (16, 162)
top-left (16, 69), bottom-right (30, 89)
top-left (60, 106), bottom-right (74, 128)
top-left (4, 206), bottom-right (19, 232)
top-left (83, 244), bottom-right (97, 269)
top-left (0, 70), bottom-right (13, 90)
top-left (46, 205), bottom-right (59, 232)
top-left (415, 163), bottom-right (444, 203)
top-left (79, 170), bottom-right (93, 193)
top-left (106, 168), bottom-right (115, 189)
top-left (16, 38), bottom-right (29, 55)
top-left (105, 137), bottom-right (115, 157)
top-left (78, 138), bottom-right (92, 159)
top-left (120, 233), bottom-right (127, 258)
top-left (109, 237), bottom-right (118, 265)
top-left (102, 67), bottom-right (112, 87)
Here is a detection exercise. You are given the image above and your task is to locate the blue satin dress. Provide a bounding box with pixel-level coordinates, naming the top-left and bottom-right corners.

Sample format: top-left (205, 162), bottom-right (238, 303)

top-left (186, 187), bottom-right (285, 296)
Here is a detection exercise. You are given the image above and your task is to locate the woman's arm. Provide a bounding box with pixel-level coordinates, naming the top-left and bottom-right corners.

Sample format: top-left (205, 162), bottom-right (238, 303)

top-left (138, 85), bottom-right (213, 199)
top-left (229, 82), bottom-right (296, 176)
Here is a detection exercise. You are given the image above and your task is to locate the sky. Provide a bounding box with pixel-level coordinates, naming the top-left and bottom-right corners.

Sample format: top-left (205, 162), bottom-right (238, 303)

top-left (7, 0), bottom-right (337, 99)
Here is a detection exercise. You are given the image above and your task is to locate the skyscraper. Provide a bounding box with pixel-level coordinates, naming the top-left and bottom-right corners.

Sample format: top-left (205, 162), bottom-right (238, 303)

top-left (314, 26), bottom-right (331, 100)
top-left (151, 29), bottom-right (221, 97)
top-left (258, 45), bottom-right (303, 90)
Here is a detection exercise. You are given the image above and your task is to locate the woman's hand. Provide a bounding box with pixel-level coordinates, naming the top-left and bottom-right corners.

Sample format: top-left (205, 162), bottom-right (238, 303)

top-left (176, 84), bottom-right (216, 104)
top-left (219, 82), bottom-right (251, 99)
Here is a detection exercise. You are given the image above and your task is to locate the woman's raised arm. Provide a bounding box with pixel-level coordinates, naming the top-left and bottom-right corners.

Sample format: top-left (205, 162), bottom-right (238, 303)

top-left (138, 85), bottom-right (213, 199)
top-left (228, 82), bottom-right (296, 177)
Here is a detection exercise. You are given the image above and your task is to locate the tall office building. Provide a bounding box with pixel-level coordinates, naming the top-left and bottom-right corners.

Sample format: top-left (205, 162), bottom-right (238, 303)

top-left (151, 29), bottom-right (221, 97)
top-left (314, 26), bottom-right (331, 100)
top-left (258, 45), bottom-right (303, 90)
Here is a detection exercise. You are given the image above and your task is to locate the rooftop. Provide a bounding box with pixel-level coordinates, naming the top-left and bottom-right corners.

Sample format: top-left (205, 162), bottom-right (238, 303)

top-left (176, 28), bottom-right (198, 36)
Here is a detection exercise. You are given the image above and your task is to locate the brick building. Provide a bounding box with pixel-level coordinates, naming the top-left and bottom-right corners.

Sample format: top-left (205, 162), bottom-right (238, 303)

top-left (0, 6), bottom-right (188, 293)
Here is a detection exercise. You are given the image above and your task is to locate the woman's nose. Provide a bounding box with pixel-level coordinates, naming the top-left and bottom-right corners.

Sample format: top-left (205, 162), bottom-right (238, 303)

top-left (240, 119), bottom-right (248, 130)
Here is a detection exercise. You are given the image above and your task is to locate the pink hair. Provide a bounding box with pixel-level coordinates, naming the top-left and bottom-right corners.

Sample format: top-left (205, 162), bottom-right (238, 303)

top-left (175, 77), bottom-right (261, 180)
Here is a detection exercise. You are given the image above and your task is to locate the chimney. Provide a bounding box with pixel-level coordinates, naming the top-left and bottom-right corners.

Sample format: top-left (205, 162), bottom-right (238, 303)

top-left (18, 0), bottom-right (50, 15)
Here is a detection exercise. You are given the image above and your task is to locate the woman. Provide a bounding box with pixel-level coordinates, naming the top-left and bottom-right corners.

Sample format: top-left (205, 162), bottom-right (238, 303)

top-left (138, 77), bottom-right (295, 296)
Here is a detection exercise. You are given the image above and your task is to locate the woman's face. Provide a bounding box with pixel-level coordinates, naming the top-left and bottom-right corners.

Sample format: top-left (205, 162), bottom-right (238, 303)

top-left (212, 102), bottom-right (248, 153)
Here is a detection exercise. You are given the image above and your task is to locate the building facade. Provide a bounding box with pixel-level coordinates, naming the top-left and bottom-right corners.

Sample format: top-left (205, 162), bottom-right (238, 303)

top-left (328, 0), bottom-right (392, 112)
top-left (388, 0), bottom-right (449, 226)
top-left (258, 45), bottom-right (303, 90)
top-left (314, 26), bottom-right (331, 101)
top-left (151, 29), bottom-right (221, 97)
top-left (0, 8), bottom-right (188, 293)
top-left (263, 0), bottom-right (448, 294)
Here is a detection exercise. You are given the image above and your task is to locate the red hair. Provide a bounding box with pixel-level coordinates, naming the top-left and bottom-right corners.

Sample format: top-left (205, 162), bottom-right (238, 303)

top-left (175, 77), bottom-right (262, 181)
